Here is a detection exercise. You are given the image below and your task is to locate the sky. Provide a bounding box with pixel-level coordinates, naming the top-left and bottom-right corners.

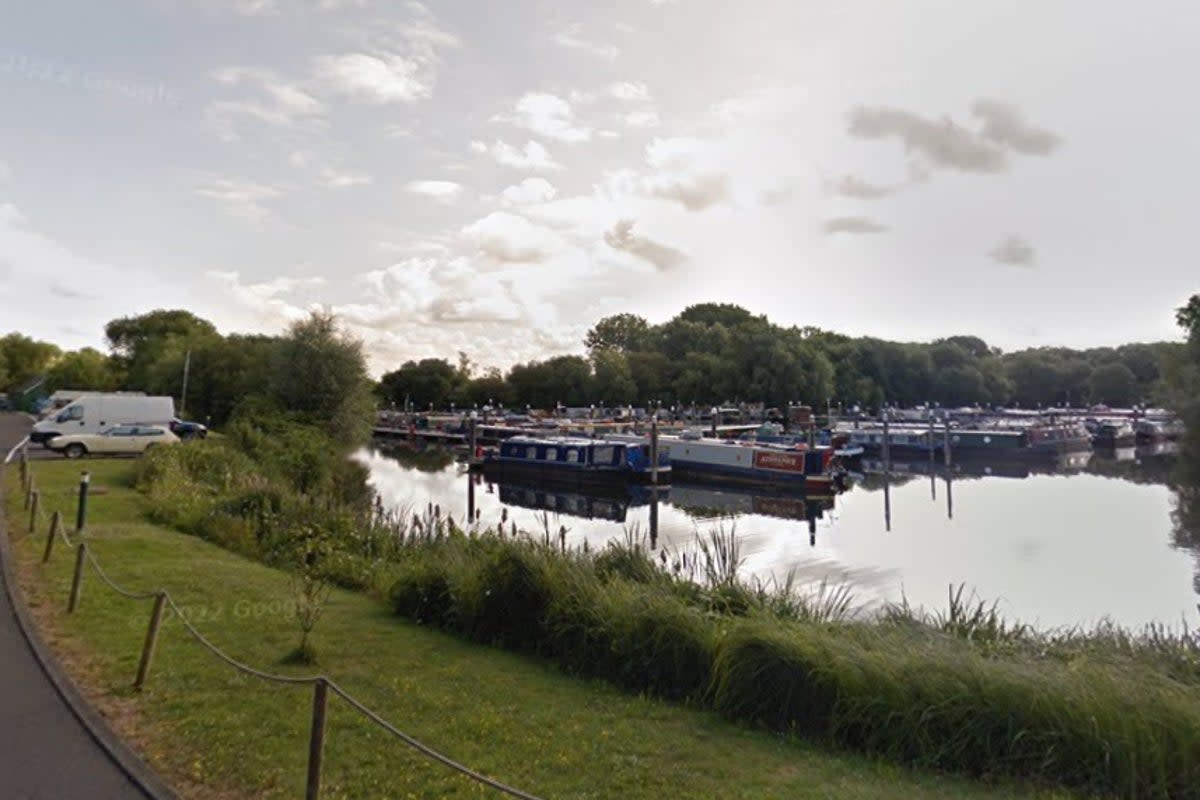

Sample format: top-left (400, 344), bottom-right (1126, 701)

top-left (1, 0), bottom-right (1197, 374)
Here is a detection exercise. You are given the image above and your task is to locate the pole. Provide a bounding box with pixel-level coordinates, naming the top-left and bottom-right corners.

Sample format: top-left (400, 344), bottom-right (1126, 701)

top-left (943, 420), bottom-right (952, 467)
top-left (881, 413), bottom-right (891, 469)
top-left (28, 490), bottom-right (39, 534)
top-left (710, 407), bottom-right (718, 438)
top-left (24, 475), bottom-right (33, 510)
top-left (650, 413), bottom-right (659, 486)
top-left (68, 542), bottom-right (87, 613)
top-left (467, 475), bottom-right (476, 523)
top-left (179, 349), bottom-right (191, 418)
top-left (75, 471), bottom-right (91, 533)
top-left (43, 511), bottom-right (61, 563)
top-left (306, 679), bottom-right (329, 800)
top-left (468, 413), bottom-right (478, 462)
top-left (134, 593), bottom-right (168, 691)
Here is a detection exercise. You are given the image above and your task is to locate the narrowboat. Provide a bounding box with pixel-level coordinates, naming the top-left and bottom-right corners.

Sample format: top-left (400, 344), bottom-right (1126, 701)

top-left (658, 433), bottom-right (848, 495)
top-left (1091, 420), bottom-right (1136, 448)
top-left (477, 436), bottom-right (668, 487)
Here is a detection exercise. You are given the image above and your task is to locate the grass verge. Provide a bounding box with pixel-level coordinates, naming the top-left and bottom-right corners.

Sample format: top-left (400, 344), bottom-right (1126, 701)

top-left (2, 458), bottom-right (1074, 799)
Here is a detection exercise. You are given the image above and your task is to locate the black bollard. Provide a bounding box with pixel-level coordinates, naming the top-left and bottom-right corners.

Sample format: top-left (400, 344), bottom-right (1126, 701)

top-left (75, 471), bottom-right (91, 533)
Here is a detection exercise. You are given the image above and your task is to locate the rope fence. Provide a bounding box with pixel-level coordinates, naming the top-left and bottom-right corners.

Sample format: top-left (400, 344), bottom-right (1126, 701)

top-left (10, 447), bottom-right (544, 800)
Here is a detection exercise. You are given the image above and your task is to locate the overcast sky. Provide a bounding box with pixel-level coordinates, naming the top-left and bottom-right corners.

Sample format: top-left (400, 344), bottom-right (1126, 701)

top-left (2, 0), bottom-right (1197, 373)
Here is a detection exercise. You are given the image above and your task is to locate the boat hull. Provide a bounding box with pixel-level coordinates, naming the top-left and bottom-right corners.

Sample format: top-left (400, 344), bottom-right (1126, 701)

top-left (477, 459), bottom-right (668, 488)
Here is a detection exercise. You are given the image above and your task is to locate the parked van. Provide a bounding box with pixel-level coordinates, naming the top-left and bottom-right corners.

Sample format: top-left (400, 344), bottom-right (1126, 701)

top-left (30, 394), bottom-right (175, 445)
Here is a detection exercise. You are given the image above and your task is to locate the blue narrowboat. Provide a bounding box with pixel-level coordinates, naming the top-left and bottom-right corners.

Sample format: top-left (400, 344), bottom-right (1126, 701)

top-left (478, 436), bottom-right (669, 487)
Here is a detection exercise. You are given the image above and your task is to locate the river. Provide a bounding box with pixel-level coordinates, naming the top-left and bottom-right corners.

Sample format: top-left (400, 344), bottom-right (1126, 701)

top-left (361, 442), bottom-right (1200, 631)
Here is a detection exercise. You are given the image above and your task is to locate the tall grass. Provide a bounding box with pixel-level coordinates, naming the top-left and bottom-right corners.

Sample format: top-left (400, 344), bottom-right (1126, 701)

top-left (138, 441), bottom-right (1200, 798)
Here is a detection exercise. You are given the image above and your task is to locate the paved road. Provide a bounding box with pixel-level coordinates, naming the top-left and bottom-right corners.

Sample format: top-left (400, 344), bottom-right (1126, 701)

top-left (0, 413), bottom-right (152, 799)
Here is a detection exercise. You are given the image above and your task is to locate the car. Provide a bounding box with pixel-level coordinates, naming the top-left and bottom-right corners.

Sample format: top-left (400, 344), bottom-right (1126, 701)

top-left (47, 425), bottom-right (181, 459)
top-left (169, 417), bottom-right (208, 440)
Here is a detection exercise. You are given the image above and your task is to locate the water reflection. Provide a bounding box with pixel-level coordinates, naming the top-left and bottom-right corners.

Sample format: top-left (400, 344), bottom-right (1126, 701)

top-left (361, 441), bottom-right (1200, 630)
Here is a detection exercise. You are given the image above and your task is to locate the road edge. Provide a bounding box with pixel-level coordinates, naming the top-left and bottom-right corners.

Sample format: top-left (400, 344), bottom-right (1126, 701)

top-left (1, 437), bottom-right (179, 800)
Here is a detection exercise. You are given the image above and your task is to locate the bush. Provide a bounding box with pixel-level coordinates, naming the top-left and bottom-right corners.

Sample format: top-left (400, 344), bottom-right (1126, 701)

top-left (389, 557), bottom-right (455, 628)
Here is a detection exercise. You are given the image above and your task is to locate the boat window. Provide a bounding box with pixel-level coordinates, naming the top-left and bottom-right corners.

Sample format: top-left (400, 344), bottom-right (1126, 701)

top-left (545, 447), bottom-right (558, 461)
top-left (565, 449), bottom-right (579, 463)
top-left (592, 445), bottom-right (615, 465)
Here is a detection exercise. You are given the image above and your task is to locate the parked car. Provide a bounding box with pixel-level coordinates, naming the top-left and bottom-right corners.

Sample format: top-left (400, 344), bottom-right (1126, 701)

top-left (47, 425), bottom-right (180, 459)
top-left (169, 417), bottom-right (208, 440)
top-left (31, 393), bottom-right (174, 445)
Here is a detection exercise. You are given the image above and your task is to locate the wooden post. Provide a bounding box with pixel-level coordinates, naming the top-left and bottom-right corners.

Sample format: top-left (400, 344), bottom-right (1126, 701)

top-left (24, 475), bottom-right (34, 510)
top-left (19, 451), bottom-right (28, 489)
top-left (306, 679), bottom-right (329, 800)
top-left (943, 420), bottom-right (952, 467)
top-left (68, 542), bottom-right (87, 613)
top-left (467, 476), bottom-right (476, 524)
top-left (468, 414), bottom-right (478, 462)
top-left (75, 471), bottom-right (90, 533)
top-left (881, 413), bottom-right (891, 469)
top-left (649, 413), bottom-right (659, 486)
top-left (134, 593), bottom-right (168, 691)
top-left (28, 490), bottom-right (39, 534)
top-left (43, 511), bottom-right (61, 563)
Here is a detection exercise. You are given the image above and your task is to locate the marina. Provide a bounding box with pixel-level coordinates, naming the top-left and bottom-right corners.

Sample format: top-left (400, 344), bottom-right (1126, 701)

top-left (365, 435), bottom-right (1200, 631)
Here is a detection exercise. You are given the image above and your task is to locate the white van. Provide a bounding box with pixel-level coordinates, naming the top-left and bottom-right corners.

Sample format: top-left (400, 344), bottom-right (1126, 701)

top-left (30, 394), bottom-right (175, 445)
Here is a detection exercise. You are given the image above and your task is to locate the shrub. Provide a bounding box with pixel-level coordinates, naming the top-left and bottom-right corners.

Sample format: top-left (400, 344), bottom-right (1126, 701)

top-left (389, 556), bottom-right (455, 628)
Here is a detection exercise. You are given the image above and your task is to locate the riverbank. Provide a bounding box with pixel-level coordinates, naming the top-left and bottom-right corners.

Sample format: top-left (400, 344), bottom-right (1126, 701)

top-left (2, 458), bottom-right (1068, 799)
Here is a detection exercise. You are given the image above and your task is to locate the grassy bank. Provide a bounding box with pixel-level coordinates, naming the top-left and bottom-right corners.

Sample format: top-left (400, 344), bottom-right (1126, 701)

top-left (2, 458), bottom-right (1066, 799)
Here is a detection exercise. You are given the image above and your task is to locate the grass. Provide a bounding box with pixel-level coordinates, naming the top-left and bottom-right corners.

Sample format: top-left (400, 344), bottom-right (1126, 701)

top-left (2, 458), bottom-right (1076, 799)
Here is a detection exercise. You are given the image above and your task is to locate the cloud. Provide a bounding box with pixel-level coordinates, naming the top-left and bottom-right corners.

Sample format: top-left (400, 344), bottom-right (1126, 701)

top-left (501, 177), bottom-right (558, 206)
top-left (604, 219), bottom-right (686, 271)
top-left (645, 173), bottom-right (731, 211)
top-left (610, 81), bottom-right (651, 102)
top-left (848, 105), bottom-right (1008, 173)
top-left (206, 271), bottom-right (325, 328)
top-left (194, 177), bottom-right (282, 221)
top-left (49, 282), bottom-right (97, 300)
top-left (624, 109), bottom-right (659, 128)
top-left (463, 211), bottom-right (567, 263)
top-left (207, 67), bottom-right (325, 140)
top-left (846, 101), bottom-right (1061, 179)
top-left (971, 99), bottom-right (1062, 155)
top-left (470, 139), bottom-right (562, 171)
top-left (834, 174), bottom-right (901, 199)
top-left (551, 25), bottom-right (620, 60)
top-left (503, 92), bottom-right (591, 143)
top-left (315, 3), bottom-right (457, 104)
top-left (406, 179), bottom-right (462, 203)
top-left (316, 52), bottom-right (429, 103)
top-left (633, 136), bottom-right (733, 210)
top-left (823, 216), bottom-right (889, 235)
top-left (320, 167), bottom-right (372, 188)
top-left (989, 235), bottom-right (1036, 267)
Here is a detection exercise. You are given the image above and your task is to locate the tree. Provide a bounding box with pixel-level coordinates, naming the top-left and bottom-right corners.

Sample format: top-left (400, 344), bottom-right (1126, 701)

top-left (1089, 362), bottom-right (1138, 406)
top-left (379, 359), bottom-right (461, 410)
top-left (269, 311), bottom-right (375, 445)
top-left (1177, 294), bottom-right (1200, 343)
top-left (591, 350), bottom-right (637, 404)
top-left (0, 333), bottom-right (60, 389)
top-left (676, 303), bottom-right (756, 329)
top-left (105, 310), bottom-right (217, 390)
top-left (584, 313), bottom-right (651, 353)
top-left (46, 348), bottom-right (118, 393)
top-left (507, 356), bottom-right (592, 408)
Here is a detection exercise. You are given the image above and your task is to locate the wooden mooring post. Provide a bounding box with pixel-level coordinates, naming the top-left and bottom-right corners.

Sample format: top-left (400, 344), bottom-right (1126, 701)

top-left (68, 542), bottom-right (88, 613)
top-left (306, 679), bottom-right (329, 800)
top-left (134, 593), bottom-right (168, 691)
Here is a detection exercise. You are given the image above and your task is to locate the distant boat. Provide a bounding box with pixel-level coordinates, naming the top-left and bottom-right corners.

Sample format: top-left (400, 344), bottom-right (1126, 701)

top-left (658, 432), bottom-right (848, 495)
top-left (1091, 420), bottom-right (1137, 448)
top-left (476, 436), bottom-right (669, 487)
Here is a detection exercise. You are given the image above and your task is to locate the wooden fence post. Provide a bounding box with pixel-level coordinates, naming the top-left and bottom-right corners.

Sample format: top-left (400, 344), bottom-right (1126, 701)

top-left (306, 679), bottom-right (329, 800)
top-left (43, 511), bottom-right (61, 563)
top-left (24, 476), bottom-right (34, 510)
top-left (134, 593), bottom-right (168, 691)
top-left (75, 471), bottom-right (90, 533)
top-left (68, 542), bottom-right (88, 613)
top-left (28, 490), bottom-right (39, 534)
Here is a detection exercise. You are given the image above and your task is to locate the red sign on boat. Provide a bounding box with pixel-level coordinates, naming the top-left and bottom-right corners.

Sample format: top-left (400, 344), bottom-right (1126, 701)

top-left (753, 450), bottom-right (805, 472)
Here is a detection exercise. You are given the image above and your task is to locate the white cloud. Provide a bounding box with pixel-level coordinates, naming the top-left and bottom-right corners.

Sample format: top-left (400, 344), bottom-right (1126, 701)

top-left (624, 110), bottom-right (660, 128)
top-left (316, 52), bottom-right (429, 103)
top-left (603, 219), bottom-right (686, 271)
top-left (551, 25), bottom-right (620, 60)
top-left (989, 234), bottom-right (1036, 267)
top-left (207, 67), bottom-right (325, 140)
top-left (195, 177), bottom-right (282, 221)
top-left (321, 167), bottom-right (373, 188)
top-left (206, 271), bottom-right (324, 328)
top-left (503, 92), bottom-right (591, 143)
top-left (610, 81), bottom-right (651, 102)
top-left (824, 216), bottom-right (889, 235)
top-left (463, 211), bottom-right (567, 262)
top-left (469, 139), bottom-right (562, 171)
top-left (406, 179), bottom-right (462, 203)
top-left (501, 177), bottom-right (558, 206)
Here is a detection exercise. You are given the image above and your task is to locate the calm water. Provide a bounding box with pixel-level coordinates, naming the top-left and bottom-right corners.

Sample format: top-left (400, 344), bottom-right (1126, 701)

top-left (361, 443), bottom-right (1200, 631)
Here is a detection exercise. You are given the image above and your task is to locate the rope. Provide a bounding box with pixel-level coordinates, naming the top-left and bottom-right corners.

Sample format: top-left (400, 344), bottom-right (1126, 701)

top-left (84, 550), bottom-right (159, 601)
top-left (326, 680), bottom-right (545, 800)
top-left (163, 595), bottom-right (320, 686)
top-left (20, 467), bottom-right (544, 799)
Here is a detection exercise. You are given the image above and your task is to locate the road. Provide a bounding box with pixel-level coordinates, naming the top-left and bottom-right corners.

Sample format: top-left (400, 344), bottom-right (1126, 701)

top-left (0, 413), bottom-right (155, 799)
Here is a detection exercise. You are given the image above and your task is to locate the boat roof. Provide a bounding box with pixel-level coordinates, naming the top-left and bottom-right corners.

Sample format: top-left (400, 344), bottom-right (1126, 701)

top-left (504, 435), bottom-right (626, 447)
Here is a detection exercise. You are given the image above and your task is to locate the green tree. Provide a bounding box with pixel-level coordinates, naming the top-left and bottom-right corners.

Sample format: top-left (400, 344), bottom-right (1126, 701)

top-left (507, 356), bottom-right (592, 408)
top-left (584, 313), bottom-right (650, 353)
top-left (379, 358), bottom-right (461, 410)
top-left (269, 311), bottom-right (375, 445)
top-left (0, 333), bottom-right (61, 389)
top-left (46, 348), bottom-right (119, 392)
top-left (105, 309), bottom-right (217, 390)
top-left (591, 349), bottom-right (638, 404)
top-left (1089, 362), bottom-right (1138, 406)
top-left (1177, 294), bottom-right (1200, 343)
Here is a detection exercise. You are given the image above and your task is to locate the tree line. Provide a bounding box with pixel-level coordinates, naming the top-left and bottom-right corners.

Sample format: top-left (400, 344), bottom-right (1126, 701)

top-left (378, 304), bottom-right (1186, 412)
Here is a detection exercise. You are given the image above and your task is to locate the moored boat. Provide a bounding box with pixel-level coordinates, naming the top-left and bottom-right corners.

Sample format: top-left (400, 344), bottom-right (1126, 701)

top-left (476, 436), bottom-right (669, 487)
top-left (658, 433), bottom-right (847, 495)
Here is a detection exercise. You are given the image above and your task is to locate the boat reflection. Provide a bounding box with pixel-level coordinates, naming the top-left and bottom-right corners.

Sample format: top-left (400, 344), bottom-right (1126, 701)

top-left (487, 479), bottom-right (657, 523)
